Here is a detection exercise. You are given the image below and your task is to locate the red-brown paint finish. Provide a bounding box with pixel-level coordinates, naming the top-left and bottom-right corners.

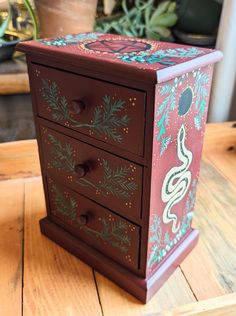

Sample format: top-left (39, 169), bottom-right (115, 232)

top-left (17, 32), bottom-right (222, 303)
top-left (31, 63), bottom-right (146, 157)
top-left (47, 177), bottom-right (140, 271)
top-left (39, 125), bottom-right (143, 222)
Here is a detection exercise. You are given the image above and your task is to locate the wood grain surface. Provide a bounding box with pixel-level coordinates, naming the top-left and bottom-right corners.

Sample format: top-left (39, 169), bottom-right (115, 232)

top-left (0, 122), bottom-right (236, 315)
top-left (0, 58), bottom-right (30, 95)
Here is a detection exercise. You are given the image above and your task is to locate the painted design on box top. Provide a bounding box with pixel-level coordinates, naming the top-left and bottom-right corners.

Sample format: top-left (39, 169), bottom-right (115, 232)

top-left (32, 32), bottom-right (212, 73)
top-left (39, 32), bottom-right (104, 47)
top-left (84, 39), bottom-right (153, 54)
top-left (117, 47), bottom-right (203, 65)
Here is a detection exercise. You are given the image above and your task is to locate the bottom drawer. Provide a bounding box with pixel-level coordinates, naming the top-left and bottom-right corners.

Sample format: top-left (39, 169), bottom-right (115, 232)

top-left (46, 177), bottom-right (140, 270)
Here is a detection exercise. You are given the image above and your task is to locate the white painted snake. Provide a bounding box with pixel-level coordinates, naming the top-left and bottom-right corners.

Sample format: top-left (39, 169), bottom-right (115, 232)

top-left (161, 124), bottom-right (192, 233)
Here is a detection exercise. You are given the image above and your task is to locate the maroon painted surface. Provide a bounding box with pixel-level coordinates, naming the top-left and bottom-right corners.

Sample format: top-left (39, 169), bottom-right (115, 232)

top-left (47, 177), bottom-right (140, 271)
top-left (147, 65), bottom-right (214, 276)
top-left (31, 63), bottom-right (146, 157)
top-left (17, 32), bottom-right (222, 302)
top-left (17, 32), bottom-right (213, 83)
top-left (39, 124), bottom-right (143, 222)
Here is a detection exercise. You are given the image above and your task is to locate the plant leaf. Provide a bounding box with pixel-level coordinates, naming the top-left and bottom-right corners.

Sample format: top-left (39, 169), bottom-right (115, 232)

top-left (151, 12), bottom-right (177, 27)
top-left (149, 26), bottom-right (171, 38)
top-left (150, 1), bottom-right (171, 23)
top-left (0, 3), bottom-right (11, 38)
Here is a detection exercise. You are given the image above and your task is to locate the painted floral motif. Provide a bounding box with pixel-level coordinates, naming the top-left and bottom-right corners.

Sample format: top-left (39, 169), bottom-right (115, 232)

top-left (47, 133), bottom-right (138, 199)
top-left (147, 179), bottom-right (196, 269)
top-left (193, 70), bottom-right (209, 130)
top-left (41, 79), bottom-right (130, 143)
top-left (156, 69), bottom-right (209, 155)
top-left (117, 47), bottom-right (203, 65)
top-left (157, 76), bottom-right (187, 155)
top-left (39, 32), bottom-right (104, 47)
top-left (51, 184), bottom-right (131, 253)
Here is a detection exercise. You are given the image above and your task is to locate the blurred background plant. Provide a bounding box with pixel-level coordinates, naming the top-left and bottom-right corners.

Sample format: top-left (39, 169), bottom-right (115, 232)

top-left (95, 0), bottom-right (178, 41)
top-left (0, 0), bottom-right (38, 40)
top-left (0, 0), bottom-right (37, 61)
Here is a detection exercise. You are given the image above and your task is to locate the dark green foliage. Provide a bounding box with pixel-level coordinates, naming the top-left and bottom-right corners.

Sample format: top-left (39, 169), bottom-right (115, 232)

top-left (41, 80), bottom-right (129, 142)
top-left (52, 184), bottom-right (77, 221)
top-left (47, 133), bottom-right (137, 200)
top-left (48, 134), bottom-right (75, 172)
top-left (89, 95), bottom-right (130, 142)
top-left (83, 218), bottom-right (131, 253)
top-left (99, 159), bottom-right (137, 199)
top-left (42, 79), bottom-right (73, 122)
top-left (95, 0), bottom-right (177, 40)
top-left (51, 183), bottom-right (132, 254)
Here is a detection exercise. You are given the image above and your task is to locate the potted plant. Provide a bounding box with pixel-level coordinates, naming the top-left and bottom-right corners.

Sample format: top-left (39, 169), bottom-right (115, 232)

top-left (95, 0), bottom-right (178, 41)
top-left (34, 0), bottom-right (98, 38)
top-left (0, 0), bottom-right (38, 62)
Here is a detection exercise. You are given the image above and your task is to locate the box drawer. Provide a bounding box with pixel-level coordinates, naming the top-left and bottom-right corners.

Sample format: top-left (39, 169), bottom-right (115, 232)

top-left (47, 177), bottom-right (140, 270)
top-left (31, 63), bottom-right (146, 156)
top-left (40, 125), bottom-right (143, 222)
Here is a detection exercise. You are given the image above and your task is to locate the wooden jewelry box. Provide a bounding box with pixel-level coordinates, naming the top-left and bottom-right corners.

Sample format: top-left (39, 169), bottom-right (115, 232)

top-left (17, 33), bottom-right (222, 303)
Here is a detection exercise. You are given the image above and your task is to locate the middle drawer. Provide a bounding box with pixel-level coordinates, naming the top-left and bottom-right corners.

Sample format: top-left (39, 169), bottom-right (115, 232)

top-left (40, 124), bottom-right (143, 221)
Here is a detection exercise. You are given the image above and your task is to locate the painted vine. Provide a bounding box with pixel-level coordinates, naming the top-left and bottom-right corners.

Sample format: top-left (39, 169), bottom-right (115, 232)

top-left (117, 47), bottom-right (203, 65)
top-left (39, 32), bottom-right (103, 47)
top-left (51, 184), bottom-right (131, 253)
top-left (41, 79), bottom-right (130, 142)
top-left (147, 179), bottom-right (196, 269)
top-left (48, 133), bottom-right (138, 200)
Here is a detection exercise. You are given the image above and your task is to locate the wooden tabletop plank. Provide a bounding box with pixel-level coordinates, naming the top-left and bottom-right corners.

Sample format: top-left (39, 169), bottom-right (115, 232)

top-left (206, 152), bottom-right (236, 188)
top-left (0, 74), bottom-right (30, 95)
top-left (95, 268), bottom-right (196, 316)
top-left (23, 177), bottom-right (103, 316)
top-left (156, 293), bottom-right (236, 316)
top-left (203, 121), bottom-right (236, 154)
top-left (0, 179), bottom-right (24, 316)
top-left (181, 157), bottom-right (236, 300)
top-left (0, 140), bottom-right (40, 181)
top-left (0, 57), bottom-right (30, 95)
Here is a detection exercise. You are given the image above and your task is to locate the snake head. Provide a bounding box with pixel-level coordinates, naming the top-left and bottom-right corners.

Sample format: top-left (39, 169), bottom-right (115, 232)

top-left (179, 124), bottom-right (186, 142)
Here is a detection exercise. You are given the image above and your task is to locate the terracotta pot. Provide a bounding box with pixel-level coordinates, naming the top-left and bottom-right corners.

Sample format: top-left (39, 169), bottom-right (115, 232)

top-left (34, 0), bottom-right (98, 38)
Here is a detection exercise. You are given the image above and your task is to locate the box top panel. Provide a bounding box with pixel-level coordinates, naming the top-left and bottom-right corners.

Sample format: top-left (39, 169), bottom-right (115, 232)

top-left (17, 32), bottom-right (223, 83)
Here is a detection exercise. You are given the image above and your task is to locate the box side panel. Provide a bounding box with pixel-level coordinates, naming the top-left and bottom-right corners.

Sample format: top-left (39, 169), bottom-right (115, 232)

top-left (146, 64), bottom-right (214, 276)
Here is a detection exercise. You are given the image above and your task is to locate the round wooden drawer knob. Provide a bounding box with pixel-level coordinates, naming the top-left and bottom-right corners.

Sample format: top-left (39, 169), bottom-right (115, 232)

top-left (69, 100), bottom-right (85, 114)
top-left (78, 214), bottom-right (89, 225)
top-left (74, 164), bottom-right (89, 178)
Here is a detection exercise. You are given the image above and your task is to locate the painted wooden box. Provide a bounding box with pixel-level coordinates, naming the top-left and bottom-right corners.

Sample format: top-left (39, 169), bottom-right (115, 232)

top-left (17, 32), bottom-right (223, 303)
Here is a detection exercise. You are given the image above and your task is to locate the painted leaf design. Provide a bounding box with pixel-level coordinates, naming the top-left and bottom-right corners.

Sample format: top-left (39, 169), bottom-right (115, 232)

top-left (41, 80), bottom-right (130, 143)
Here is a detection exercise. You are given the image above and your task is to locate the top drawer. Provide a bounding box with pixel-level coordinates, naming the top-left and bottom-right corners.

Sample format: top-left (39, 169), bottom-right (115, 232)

top-left (30, 64), bottom-right (146, 156)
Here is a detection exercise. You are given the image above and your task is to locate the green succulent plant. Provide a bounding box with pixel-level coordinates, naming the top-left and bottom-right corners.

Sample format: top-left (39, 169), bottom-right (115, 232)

top-left (95, 0), bottom-right (178, 40)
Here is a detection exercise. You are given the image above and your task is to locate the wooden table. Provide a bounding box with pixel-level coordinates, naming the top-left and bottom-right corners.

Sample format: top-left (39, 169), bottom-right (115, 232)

top-left (1, 122), bottom-right (236, 316)
top-left (0, 56), bottom-right (30, 95)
